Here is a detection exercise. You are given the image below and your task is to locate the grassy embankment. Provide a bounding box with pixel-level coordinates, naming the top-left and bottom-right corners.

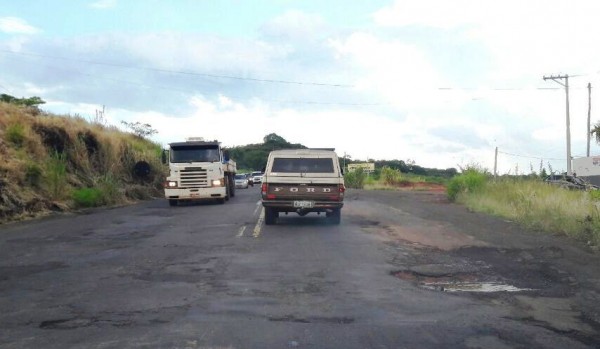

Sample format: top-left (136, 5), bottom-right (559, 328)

top-left (448, 169), bottom-right (600, 248)
top-left (0, 102), bottom-right (164, 223)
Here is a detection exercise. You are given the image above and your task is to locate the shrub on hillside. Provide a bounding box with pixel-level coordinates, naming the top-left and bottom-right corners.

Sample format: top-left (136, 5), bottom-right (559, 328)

top-left (6, 123), bottom-right (26, 147)
top-left (72, 188), bottom-right (104, 207)
top-left (45, 151), bottom-right (68, 200)
top-left (25, 163), bottom-right (42, 187)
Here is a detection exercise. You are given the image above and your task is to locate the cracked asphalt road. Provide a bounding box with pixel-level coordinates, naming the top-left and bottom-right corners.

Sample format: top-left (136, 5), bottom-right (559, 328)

top-left (1, 188), bottom-right (599, 348)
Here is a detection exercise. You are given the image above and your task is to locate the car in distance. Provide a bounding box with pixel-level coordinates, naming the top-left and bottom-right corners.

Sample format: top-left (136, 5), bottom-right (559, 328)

top-left (261, 149), bottom-right (345, 225)
top-left (251, 171), bottom-right (264, 184)
top-left (234, 174), bottom-right (249, 189)
top-left (245, 173), bottom-right (254, 186)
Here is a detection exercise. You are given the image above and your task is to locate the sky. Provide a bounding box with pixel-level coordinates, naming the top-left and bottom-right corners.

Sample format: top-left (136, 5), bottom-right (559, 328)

top-left (2, 0), bottom-right (600, 174)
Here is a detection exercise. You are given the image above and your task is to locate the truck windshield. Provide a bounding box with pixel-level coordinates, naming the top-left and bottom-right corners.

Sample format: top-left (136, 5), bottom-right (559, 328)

top-left (271, 158), bottom-right (334, 173)
top-left (170, 146), bottom-right (220, 163)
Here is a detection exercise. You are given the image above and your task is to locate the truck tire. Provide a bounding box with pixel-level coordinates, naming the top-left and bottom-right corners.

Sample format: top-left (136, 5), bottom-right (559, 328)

top-left (168, 199), bottom-right (178, 207)
top-left (224, 176), bottom-right (230, 201)
top-left (265, 207), bottom-right (277, 225)
top-left (229, 174), bottom-right (236, 197)
top-left (327, 208), bottom-right (341, 225)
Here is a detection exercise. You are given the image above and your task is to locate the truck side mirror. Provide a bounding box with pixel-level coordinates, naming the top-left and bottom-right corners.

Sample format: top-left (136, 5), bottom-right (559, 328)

top-left (161, 150), bottom-right (167, 164)
top-left (223, 150), bottom-right (230, 162)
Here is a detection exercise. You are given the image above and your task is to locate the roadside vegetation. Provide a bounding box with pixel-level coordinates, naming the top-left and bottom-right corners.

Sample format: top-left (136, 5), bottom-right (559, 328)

top-left (344, 166), bottom-right (448, 190)
top-left (0, 99), bottom-right (165, 223)
top-left (448, 168), bottom-right (600, 248)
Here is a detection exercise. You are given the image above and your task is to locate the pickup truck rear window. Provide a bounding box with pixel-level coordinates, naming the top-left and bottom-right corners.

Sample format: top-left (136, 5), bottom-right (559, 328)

top-left (271, 158), bottom-right (334, 173)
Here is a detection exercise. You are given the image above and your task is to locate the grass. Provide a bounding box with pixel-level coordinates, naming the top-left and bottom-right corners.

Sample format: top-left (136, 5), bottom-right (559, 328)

top-left (361, 171), bottom-right (448, 191)
top-left (456, 177), bottom-right (600, 248)
top-left (5, 123), bottom-right (26, 147)
top-left (0, 101), bottom-right (166, 222)
top-left (72, 188), bottom-right (104, 207)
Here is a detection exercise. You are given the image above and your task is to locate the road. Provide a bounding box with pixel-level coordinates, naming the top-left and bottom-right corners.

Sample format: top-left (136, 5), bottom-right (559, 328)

top-left (1, 187), bottom-right (599, 348)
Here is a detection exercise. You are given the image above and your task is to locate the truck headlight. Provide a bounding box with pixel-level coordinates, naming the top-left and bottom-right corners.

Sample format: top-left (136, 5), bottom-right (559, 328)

top-left (212, 179), bottom-right (223, 186)
top-left (165, 181), bottom-right (177, 188)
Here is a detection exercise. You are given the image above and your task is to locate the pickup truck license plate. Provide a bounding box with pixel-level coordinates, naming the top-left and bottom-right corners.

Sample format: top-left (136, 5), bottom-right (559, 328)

top-left (293, 200), bottom-right (314, 208)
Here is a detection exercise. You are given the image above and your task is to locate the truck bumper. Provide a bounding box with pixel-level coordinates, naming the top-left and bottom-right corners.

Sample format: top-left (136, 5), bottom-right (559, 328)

top-left (165, 187), bottom-right (226, 200)
top-left (262, 200), bottom-right (343, 212)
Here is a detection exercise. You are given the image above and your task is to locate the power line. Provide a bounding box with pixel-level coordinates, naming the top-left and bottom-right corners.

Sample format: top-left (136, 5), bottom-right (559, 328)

top-left (18, 61), bottom-right (383, 107)
top-left (0, 49), bottom-right (353, 88)
top-left (497, 150), bottom-right (565, 161)
top-left (0, 83), bottom-right (12, 94)
top-left (438, 87), bottom-right (563, 91)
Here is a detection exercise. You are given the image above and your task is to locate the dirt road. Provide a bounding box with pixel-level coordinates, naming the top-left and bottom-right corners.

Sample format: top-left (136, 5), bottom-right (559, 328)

top-left (1, 188), bottom-right (599, 348)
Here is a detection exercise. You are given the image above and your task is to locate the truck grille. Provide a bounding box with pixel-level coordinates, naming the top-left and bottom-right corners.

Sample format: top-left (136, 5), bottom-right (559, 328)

top-left (179, 167), bottom-right (209, 188)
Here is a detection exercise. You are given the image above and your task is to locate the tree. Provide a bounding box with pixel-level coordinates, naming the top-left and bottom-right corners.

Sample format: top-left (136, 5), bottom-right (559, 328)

top-left (0, 94), bottom-right (45, 107)
top-left (120, 121), bottom-right (158, 138)
top-left (592, 122), bottom-right (600, 144)
top-left (263, 133), bottom-right (287, 145)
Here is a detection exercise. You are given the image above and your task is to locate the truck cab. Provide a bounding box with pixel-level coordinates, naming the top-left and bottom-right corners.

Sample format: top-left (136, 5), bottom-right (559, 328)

top-left (163, 138), bottom-right (236, 205)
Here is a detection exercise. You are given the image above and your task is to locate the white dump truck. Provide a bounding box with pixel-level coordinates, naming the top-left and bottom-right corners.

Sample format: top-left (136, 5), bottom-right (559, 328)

top-left (162, 138), bottom-right (236, 205)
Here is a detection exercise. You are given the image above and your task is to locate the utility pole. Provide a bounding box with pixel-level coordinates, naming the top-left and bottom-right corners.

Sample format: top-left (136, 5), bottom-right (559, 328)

top-left (494, 146), bottom-right (498, 180)
top-left (543, 74), bottom-right (572, 175)
top-left (587, 83), bottom-right (592, 157)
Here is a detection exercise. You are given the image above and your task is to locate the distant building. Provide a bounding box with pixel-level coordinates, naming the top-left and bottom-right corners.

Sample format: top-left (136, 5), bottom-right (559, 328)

top-left (572, 156), bottom-right (600, 186)
top-left (347, 163), bottom-right (375, 174)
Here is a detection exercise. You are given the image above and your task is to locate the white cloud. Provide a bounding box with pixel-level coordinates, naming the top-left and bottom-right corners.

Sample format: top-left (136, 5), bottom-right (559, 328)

top-left (0, 17), bottom-right (40, 34)
top-left (373, 0), bottom-right (600, 79)
top-left (89, 0), bottom-right (117, 9)
top-left (260, 10), bottom-right (327, 41)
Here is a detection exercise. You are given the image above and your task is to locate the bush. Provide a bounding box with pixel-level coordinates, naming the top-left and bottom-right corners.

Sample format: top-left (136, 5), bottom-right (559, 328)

top-left (447, 168), bottom-right (487, 201)
top-left (25, 163), bottom-right (42, 187)
top-left (589, 190), bottom-right (600, 201)
top-left (344, 167), bottom-right (366, 189)
top-left (46, 151), bottom-right (67, 200)
top-left (6, 123), bottom-right (26, 147)
top-left (381, 166), bottom-right (402, 185)
top-left (72, 188), bottom-right (104, 207)
top-left (97, 175), bottom-right (121, 205)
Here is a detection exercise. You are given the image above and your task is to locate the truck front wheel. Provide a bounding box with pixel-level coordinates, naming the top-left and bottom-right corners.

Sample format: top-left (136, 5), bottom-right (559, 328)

top-left (229, 174), bottom-right (236, 197)
top-left (224, 176), bottom-right (230, 201)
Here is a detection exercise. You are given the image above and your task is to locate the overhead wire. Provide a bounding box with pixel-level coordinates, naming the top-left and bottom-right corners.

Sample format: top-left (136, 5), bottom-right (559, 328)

top-left (0, 49), bottom-right (353, 87)
top-left (497, 150), bottom-right (566, 161)
top-left (14, 60), bottom-right (385, 107)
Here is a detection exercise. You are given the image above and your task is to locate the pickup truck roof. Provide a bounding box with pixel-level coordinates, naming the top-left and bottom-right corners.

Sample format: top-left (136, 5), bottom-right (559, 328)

top-left (269, 149), bottom-right (337, 156)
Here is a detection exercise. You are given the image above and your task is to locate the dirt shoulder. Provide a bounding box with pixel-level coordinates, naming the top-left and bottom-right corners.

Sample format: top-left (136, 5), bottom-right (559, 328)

top-left (345, 189), bottom-right (600, 347)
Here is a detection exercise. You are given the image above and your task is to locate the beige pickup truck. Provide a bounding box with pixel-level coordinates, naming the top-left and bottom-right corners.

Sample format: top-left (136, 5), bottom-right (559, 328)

top-left (261, 149), bottom-right (345, 225)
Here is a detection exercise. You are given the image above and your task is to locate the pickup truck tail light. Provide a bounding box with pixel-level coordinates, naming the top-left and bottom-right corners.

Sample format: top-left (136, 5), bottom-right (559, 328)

top-left (261, 183), bottom-right (268, 196)
top-left (327, 184), bottom-right (346, 201)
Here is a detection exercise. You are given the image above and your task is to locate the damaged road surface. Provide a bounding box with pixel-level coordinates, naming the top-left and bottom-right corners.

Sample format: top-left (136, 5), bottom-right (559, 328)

top-left (1, 188), bottom-right (600, 348)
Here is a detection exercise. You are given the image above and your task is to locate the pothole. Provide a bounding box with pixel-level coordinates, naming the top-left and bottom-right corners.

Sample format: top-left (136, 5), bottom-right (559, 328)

top-left (392, 270), bottom-right (534, 293)
top-left (268, 315), bottom-right (354, 324)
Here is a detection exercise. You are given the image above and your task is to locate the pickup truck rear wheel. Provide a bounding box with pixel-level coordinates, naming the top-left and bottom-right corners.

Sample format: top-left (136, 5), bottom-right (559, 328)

top-left (265, 208), bottom-right (277, 225)
top-left (327, 208), bottom-right (341, 225)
